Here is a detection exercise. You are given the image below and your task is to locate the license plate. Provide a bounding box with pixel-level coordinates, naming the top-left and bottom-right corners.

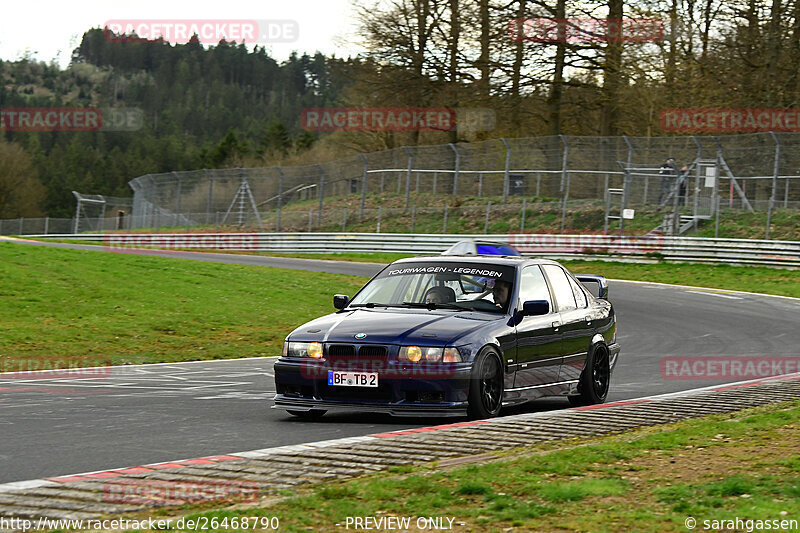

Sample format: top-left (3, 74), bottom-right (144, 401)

top-left (328, 370), bottom-right (378, 387)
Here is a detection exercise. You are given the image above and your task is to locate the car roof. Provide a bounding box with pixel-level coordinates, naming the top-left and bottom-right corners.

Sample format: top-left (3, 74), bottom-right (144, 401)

top-left (391, 255), bottom-right (560, 268)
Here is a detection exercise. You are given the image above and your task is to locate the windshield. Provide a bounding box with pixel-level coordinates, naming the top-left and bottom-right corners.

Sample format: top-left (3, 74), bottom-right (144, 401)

top-left (350, 261), bottom-right (516, 313)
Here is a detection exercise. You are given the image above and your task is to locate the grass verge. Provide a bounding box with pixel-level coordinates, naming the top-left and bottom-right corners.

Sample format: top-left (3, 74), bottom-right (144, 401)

top-left (113, 400), bottom-right (800, 532)
top-left (0, 242), bottom-right (367, 364)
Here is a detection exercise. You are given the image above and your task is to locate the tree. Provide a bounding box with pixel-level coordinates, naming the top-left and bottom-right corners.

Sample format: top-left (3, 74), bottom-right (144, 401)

top-left (0, 140), bottom-right (45, 217)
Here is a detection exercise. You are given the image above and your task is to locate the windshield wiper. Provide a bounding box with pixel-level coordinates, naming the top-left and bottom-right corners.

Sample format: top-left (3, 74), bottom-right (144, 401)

top-left (402, 301), bottom-right (466, 311)
top-left (349, 303), bottom-right (410, 309)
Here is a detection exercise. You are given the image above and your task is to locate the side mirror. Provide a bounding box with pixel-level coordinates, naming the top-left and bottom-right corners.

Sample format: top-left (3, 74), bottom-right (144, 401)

top-left (333, 294), bottom-right (350, 310)
top-left (521, 300), bottom-right (549, 316)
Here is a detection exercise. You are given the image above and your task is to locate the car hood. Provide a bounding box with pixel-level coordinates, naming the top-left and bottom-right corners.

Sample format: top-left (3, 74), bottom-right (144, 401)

top-left (289, 308), bottom-right (501, 346)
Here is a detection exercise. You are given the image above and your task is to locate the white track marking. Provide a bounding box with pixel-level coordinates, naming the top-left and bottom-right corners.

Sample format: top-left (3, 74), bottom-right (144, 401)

top-left (685, 290), bottom-right (743, 300)
top-left (610, 278), bottom-right (800, 302)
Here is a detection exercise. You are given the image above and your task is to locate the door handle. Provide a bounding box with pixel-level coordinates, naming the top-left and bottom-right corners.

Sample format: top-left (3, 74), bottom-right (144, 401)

top-left (552, 321), bottom-right (561, 329)
top-left (585, 316), bottom-right (592, 324)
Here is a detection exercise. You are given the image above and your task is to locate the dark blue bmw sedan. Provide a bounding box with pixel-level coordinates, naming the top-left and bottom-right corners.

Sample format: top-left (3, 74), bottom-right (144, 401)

top-left (273, 256), bottom-right (620, 419)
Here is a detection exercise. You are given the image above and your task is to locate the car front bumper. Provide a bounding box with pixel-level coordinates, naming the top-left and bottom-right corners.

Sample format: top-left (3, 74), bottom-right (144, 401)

top-left (272, 358), bottom-right (473, 417)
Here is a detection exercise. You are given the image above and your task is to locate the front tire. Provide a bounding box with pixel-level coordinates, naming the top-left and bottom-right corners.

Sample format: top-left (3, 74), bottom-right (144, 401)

top-left (468, 348), bottom-right (504, 419)
top-left (568, 345), bottom-right (610, 407)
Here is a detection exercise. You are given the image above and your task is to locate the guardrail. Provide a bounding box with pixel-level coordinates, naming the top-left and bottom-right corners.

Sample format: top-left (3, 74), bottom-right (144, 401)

top-left (23, 232), bottom-right (800, 268)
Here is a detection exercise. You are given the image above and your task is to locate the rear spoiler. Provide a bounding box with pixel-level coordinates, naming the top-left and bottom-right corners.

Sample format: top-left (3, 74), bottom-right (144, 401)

top-left (575, 275), bottom-right (609, 299)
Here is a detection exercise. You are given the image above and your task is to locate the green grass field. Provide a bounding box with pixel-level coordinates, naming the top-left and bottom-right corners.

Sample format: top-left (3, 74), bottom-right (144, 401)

top-left (0, 243), bottom-right (366, 365)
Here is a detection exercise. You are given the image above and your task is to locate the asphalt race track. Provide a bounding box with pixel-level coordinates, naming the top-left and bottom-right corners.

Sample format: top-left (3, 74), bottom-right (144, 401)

top-left (1, 239), bottom-right (798, 484)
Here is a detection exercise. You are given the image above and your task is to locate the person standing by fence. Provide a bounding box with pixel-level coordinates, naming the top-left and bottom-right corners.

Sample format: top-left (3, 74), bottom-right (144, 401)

top-left (658, 157), bottom-right (678, 206)
top-left (678, 165), bottom-right (689, 206)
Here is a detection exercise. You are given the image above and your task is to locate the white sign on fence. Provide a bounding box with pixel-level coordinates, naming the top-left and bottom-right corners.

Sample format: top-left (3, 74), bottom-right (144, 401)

top-left (705, 166), bottom-right (716, 188)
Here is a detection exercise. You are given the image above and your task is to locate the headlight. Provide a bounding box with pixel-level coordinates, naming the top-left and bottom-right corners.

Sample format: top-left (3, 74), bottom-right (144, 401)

top-left (286, 341), bottom-right (323, 359)
top-left (398, 346), bottom-right (461, 363)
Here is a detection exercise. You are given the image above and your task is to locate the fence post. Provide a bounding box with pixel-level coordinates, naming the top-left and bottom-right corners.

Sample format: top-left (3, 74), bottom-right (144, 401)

top-left (443, 202), bottom-right (449, 233)
top-left (402, 147), bottom-right (413, 210)
top-left (19, 218), bottom-right (24, 235)
top-left (308, 210), bottom-right (313, 232)
top-left (501, 138), bottom-right (511, 204)
top-left (377, 207), bottom-right (381, 233)
top-left (484, 201), bottom-right (491, 234)
top-left (536, 171), bottom-right (541, 197)
top-left (342, 208), bottom-right (348, 232)
top-left (478, 172), bottom-right (483, 197)
top-left (174, 172), bottom-right (182, 225)
top-left (359, 154), bottom-right (368, 219)
top-left (785, 178), bottom-right (790, 208)
top-left (433, 172), bottom-right (437, 194)
top-left (44, 216), bottom-right (49, 235)
top-left (73, 193), bottom-right (81, 234)
top-left (276, 167), bottom-right (284, 232)
top-left (714, 144), bottom-right (722, 238)
top-left (520, 198), bottom-right (527, 232)
top-left (411, 204), bottom-right (416, 233)
top-left (767, 132), bottom-right (780, 240)
top-left (317, 164), bottom-right (326, 228)
top-left (620, 135), bottom-right (634, 236)
top-left (205, 170), bottom-right (213, 225)
top-left (449, 143), bottom-right (460, 195)
top-left (559, 135), bottom-right (569, 233)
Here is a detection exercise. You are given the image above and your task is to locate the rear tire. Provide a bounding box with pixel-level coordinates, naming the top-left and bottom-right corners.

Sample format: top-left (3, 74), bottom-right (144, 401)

top-left (467, 348), bottom-right (504, 419)
top-left (568, 345), bottom-right (610, 407)
top-left (287, 409), bottom-right (327, 419)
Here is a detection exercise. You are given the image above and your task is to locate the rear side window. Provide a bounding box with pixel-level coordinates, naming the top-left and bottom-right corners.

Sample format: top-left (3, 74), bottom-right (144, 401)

top-left (542, 265), bottom-right (577, 311)
top-left (567, 275), bottom-right (588, 308)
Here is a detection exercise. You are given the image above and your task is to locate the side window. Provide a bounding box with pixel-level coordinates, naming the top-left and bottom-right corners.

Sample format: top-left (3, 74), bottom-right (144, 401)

top-left (542, 265), bottom-right (577, 311)
top-left (567, 275), bottom-right (588, 308)
top-left (518, 266), bottom-right (552, 310)
top-left (403, 274), bottom-right (433, 302)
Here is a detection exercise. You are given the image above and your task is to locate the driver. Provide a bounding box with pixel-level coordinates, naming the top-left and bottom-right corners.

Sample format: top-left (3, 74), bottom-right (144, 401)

top-left (492, 279), bottom-right (511, 309)
top-left (424, 286), bottom-right (456, 304)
